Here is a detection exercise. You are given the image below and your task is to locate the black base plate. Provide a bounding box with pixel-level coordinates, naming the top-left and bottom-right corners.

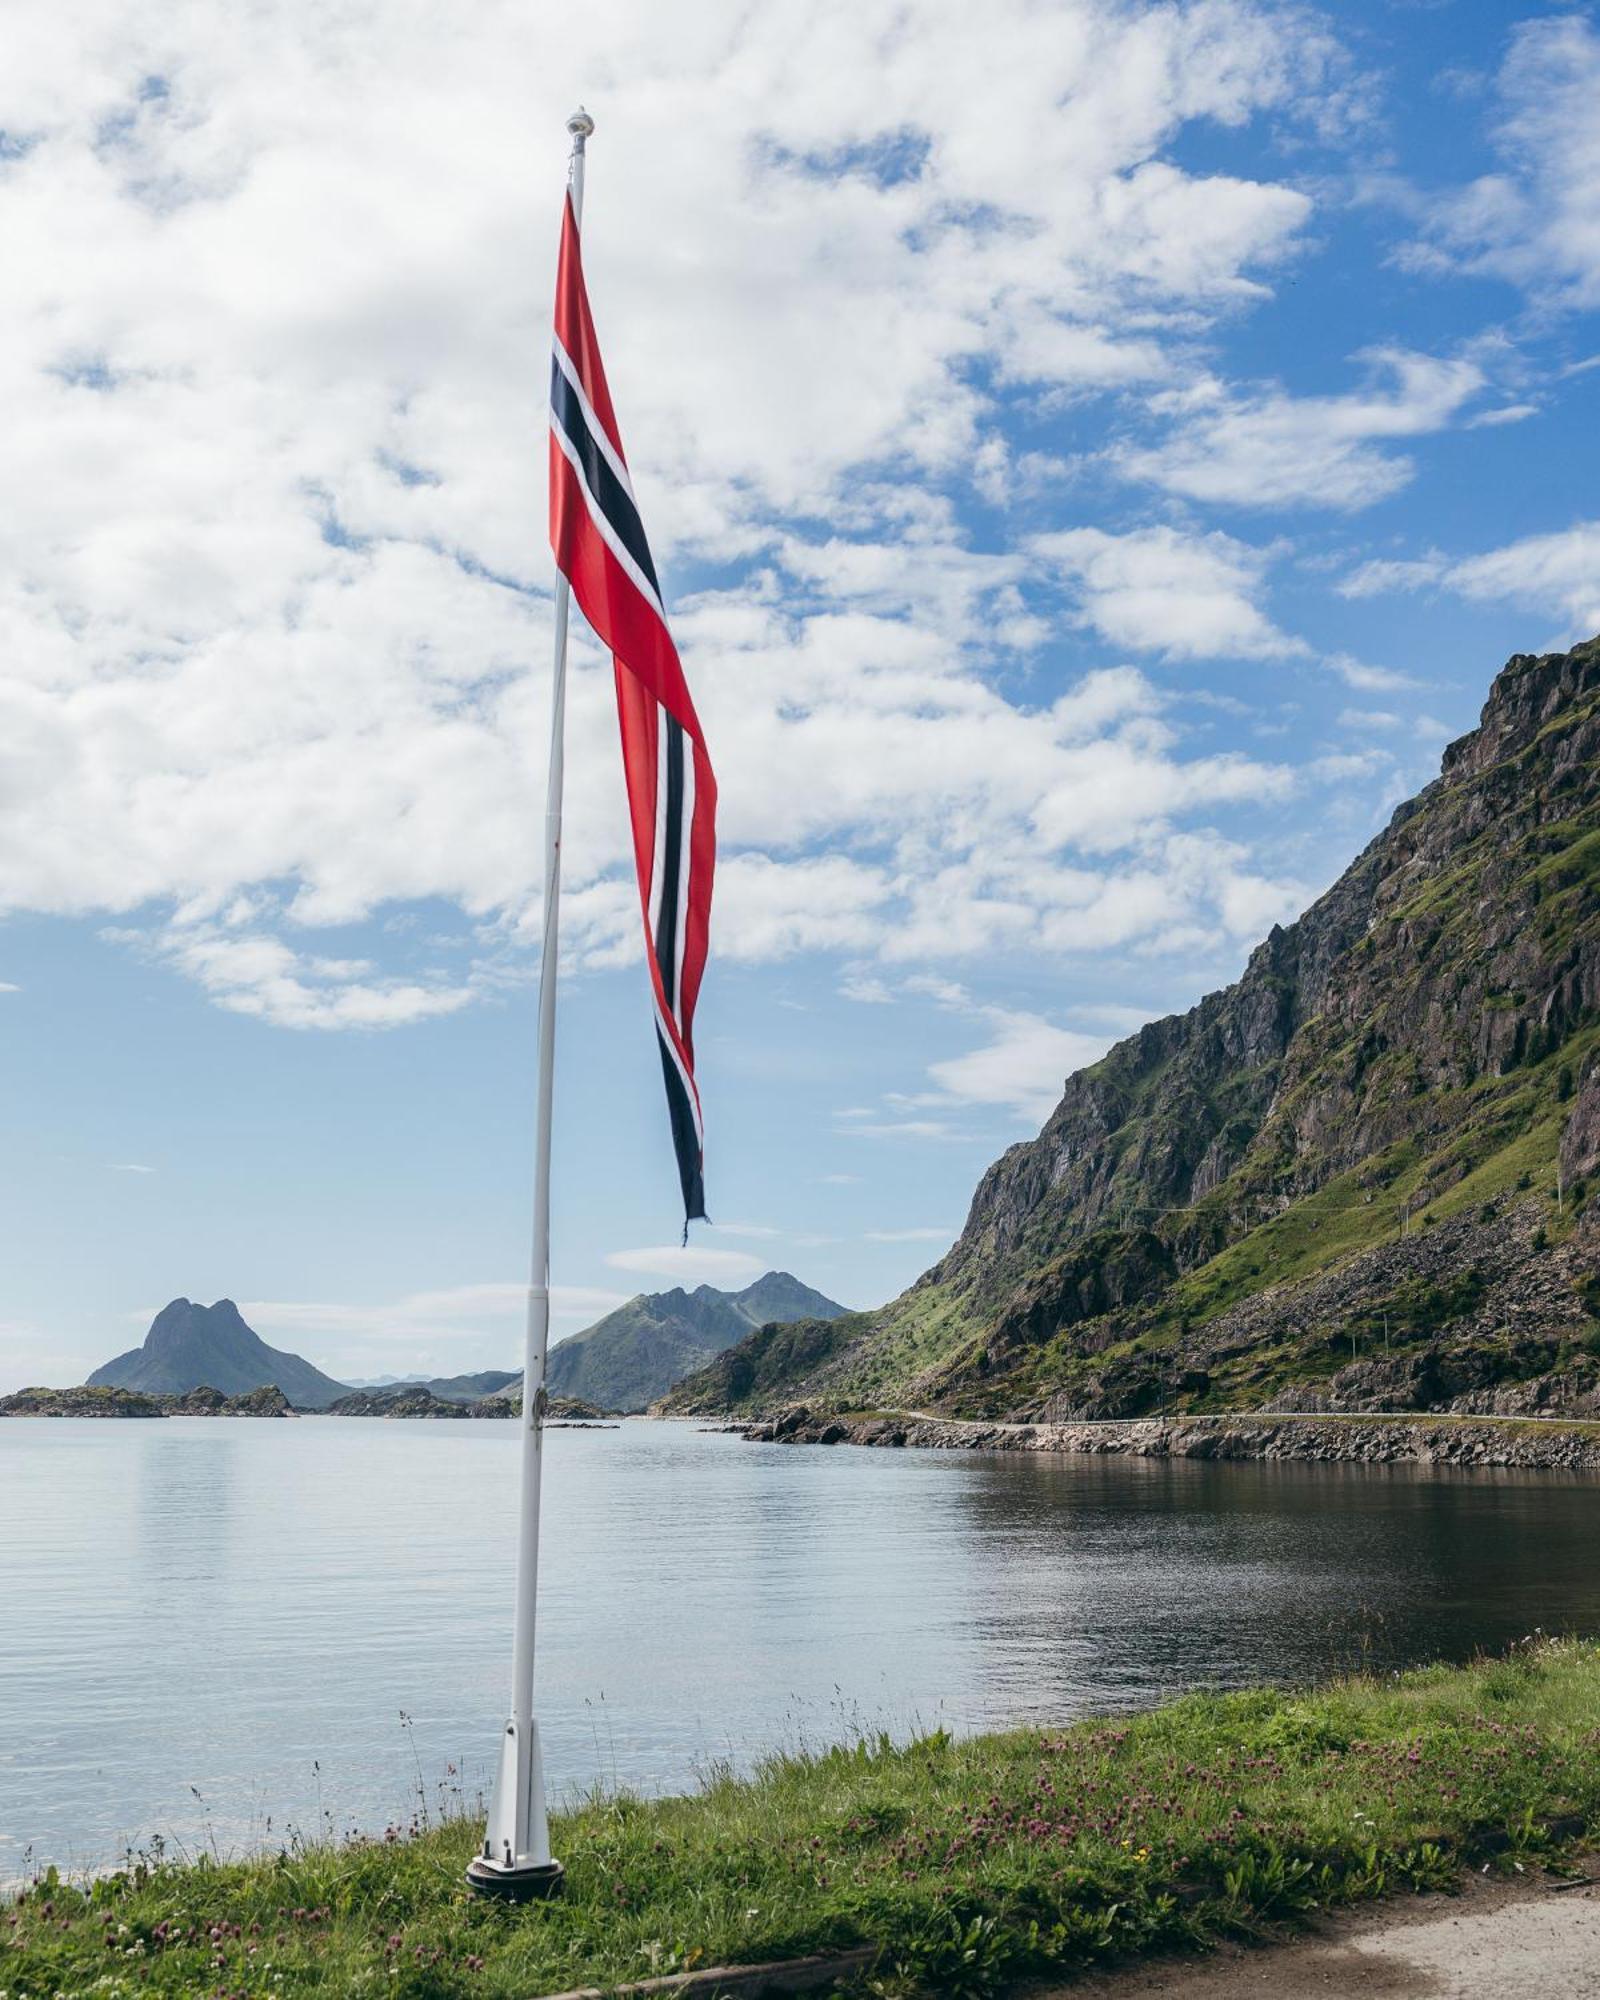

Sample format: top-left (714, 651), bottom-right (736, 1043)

top-left (465, 1855), bottom-right (565, 1902)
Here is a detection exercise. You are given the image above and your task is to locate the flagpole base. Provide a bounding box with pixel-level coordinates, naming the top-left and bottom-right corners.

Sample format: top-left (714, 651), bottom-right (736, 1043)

top-left (465, 1854), bottom-right (565, 1901)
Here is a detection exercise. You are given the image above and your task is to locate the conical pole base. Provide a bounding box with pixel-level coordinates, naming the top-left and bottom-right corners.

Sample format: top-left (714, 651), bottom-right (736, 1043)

top-left (464, 1853), bottom-right (565, 1901)
top-left (466, 1715), bottom-right (564, 1900)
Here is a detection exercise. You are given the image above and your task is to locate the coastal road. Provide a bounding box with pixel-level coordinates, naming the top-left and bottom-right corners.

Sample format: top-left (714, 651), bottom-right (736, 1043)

top-left (883, 1407), bottom-right (1600, 1430)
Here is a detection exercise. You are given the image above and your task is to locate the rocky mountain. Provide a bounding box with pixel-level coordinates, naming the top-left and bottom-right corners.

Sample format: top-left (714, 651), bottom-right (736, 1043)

top-left (368, 1368), bottom-right (520, 1403)
top-left (666, 636), bottom-right (1600, 1424)
top-left (342, 1370), bottom-right (520, 1400)
top-left (546, 1271), bottom-right (847, 1411)
top-left (88, 1298), bottom-right (350, 1410)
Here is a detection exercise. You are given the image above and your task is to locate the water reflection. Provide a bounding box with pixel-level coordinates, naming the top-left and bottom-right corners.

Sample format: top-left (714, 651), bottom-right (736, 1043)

top-left (1, 1419), bottom-right (1594, 1879)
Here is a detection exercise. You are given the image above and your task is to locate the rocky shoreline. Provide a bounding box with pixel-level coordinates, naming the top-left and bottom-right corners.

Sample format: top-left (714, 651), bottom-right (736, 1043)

top-left (735, 1405), bottom-right (1600, 1471)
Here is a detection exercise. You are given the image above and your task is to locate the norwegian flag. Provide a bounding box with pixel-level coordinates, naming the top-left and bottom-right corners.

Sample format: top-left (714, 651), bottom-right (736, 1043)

top-left (549, 192), bottom-right (715, 1225)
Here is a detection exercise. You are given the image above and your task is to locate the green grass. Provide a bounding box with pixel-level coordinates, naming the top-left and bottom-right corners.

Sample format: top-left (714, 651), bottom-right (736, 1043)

top-left (8, 1643), bottom-right (1600, 1999)
top-left (818, 1286), bottom-right (981, 1407)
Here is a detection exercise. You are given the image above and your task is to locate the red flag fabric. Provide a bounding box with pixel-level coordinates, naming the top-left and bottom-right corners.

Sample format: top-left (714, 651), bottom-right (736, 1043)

top-left (549, 192), bottom-right (715, 1224)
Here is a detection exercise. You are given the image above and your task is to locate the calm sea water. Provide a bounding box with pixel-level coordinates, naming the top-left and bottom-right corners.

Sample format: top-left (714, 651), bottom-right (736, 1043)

top-left (3, 1416), bottom-right (1597, 1880)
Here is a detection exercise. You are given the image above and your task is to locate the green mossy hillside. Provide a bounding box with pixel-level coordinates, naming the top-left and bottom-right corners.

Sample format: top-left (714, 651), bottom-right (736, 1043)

top-left (666, 636), bottom-right (1600, 1425)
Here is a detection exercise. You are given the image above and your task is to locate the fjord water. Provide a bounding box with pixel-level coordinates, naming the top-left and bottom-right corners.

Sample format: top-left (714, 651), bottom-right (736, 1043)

top-left (4, 1419), bottom-right (1598, 1880)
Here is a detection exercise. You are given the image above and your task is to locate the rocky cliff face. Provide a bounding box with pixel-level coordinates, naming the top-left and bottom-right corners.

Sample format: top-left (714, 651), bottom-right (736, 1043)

top-left (667, 636), bottom-right (1600, 1422)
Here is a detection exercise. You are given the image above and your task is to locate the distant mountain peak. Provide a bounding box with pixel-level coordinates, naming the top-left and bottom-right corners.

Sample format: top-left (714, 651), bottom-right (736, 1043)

top-left (88, 1298), bottom-right (350, 1409)
top-left (543, 1268), bottom-right (847, 1412)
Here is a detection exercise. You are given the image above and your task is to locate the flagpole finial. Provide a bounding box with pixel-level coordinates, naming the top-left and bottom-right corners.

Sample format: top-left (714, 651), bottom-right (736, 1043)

top-left (566, 107), bottom-right (595, 146)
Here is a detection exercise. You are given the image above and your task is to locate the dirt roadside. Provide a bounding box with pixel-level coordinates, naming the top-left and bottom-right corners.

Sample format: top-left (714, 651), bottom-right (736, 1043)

top-left (1052, 1863), bottom-right (1600, 1998)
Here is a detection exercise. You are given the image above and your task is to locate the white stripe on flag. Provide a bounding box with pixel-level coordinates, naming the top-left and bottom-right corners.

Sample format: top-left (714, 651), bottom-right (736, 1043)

top-left (648, 706), bottom-right (669, 947)
top-left (549, 418), bottom-right (668, 627)
top-left (654, 995), bottom-right (705, 1146)
top-left (552, 336), bottom-right (637, 503)
top-left (673, 733), bottom-right (694, 1025)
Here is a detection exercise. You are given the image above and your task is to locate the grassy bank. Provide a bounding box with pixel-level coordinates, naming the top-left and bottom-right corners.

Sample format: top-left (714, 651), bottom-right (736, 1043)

top-left (7, 1643), bottom-right (1600, 2000)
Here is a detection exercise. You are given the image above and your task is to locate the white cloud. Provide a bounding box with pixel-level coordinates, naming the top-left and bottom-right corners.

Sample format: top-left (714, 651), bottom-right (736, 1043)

top-left (1340, 523), bottom-right (1600, 642)
top-left (1032, 524), bottom-right (1303, 660)
top-left (1117, 349), bottom-right (1485, 510)
top-left (115, 921), bottom-right (482, 1030)
top-left (863, 1226), bottom-right (956, 1243)
top-left (0, 0), bottom-right (1347, 1019)
top-left (927, 1006), bottom-right (1109, 1123)
top-left (109, 1162), bottom-right (155, 1174)
top-left (0, 982), bottom-right (19, 993)
top-left (1404, 18), bottom-right (1600, 309)
top-left (605, 1245), bottom-right (766, 1284)
top-left (862, 975), bottom-right (1118, 1131)
top-left (1339, 554), bottom-right (1450, 598)
top-left (1447, 525), bottom-right (1600, 641)
top-left (1324, 652), bottom-right (1422, 693)
top-left (1465, 403), bottom-right (1538, 429)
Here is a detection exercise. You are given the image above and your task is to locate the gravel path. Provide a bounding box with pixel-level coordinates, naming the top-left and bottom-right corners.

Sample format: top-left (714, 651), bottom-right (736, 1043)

top-left (1055, 1866), bottom-right (1600, 1997)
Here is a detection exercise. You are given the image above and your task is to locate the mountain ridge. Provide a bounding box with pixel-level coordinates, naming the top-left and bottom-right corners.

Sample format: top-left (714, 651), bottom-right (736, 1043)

top-left (545, 1271), bottom-right (847, 1411)
top-left (665, 635), bottom-right (1600, 1424)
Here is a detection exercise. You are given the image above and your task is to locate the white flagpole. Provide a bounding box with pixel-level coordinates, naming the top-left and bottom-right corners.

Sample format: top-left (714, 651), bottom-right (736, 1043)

top-left (466, 104), bottom-right (594, 1903)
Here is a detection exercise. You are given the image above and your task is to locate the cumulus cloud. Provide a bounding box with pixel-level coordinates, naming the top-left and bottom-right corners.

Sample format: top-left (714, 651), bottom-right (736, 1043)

top-left (1116, 349), bottom-right (1486, 511)
top-left (0, 0), bottom-right (1346, 1019)
top-left (112, 921), bottom-right (483, 1030)
top-left (1031, 524), bottom-right (1304, 660)
top-left (1447, 525), bottom-right (1600, 640)
top-left (1403, 17), bottom-right (1600, 310)
top-left (0, 0), bottom-right (1368, 1032)
top-left (1341, 523), bottom-right (1600, 642)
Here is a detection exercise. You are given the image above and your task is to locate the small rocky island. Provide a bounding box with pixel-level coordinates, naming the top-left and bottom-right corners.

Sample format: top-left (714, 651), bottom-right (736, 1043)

top-left (0, 1383), bottom-right (292, 1419)
top-left (325, 1384), bottom-right (614, 1421)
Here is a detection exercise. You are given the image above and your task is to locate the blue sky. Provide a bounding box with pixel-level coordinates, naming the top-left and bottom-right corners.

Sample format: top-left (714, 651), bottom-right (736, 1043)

top-left (3, 2), bottom-right (1598, 1389)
